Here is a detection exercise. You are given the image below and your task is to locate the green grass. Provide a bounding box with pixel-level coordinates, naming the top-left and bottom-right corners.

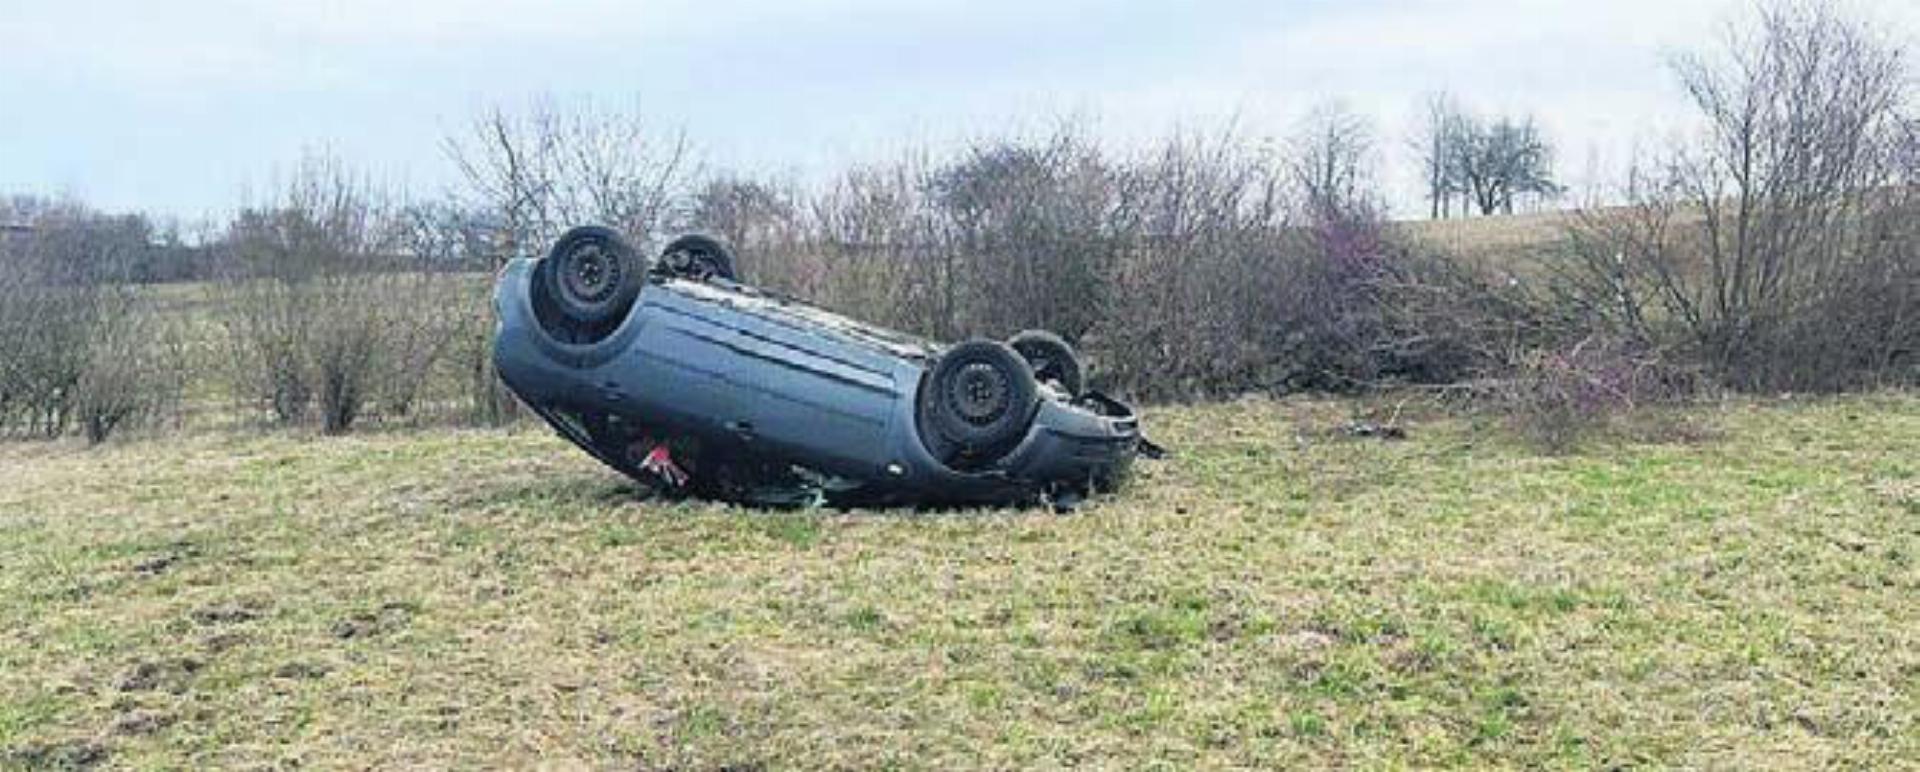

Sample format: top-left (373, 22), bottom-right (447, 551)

top-left (1, 395), bottom-right (1917, 767)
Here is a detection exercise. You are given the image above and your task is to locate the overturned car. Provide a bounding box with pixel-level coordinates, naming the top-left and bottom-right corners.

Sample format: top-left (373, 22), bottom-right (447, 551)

top-left (492, 226), bottom-right (1156, 508)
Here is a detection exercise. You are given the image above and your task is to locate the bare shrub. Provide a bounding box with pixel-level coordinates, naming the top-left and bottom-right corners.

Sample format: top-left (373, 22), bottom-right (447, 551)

top-left (1561, 1), bottom-right (1918, 392)
top-left (453, 301), bottom-right (521, 427)
top-left (797, 156), bottom-right (949, 334)
top-left (1375, 245), bottom-right (1567, 387)
top-left (74, 303), bottom-right (188, 444)
top-left (680, 176), bottom-right (806, 280)
top-left (1495, 335), bottom-right (1703, 453)
top-left (216, 157), bottom-right (468, 434)
top-left (393, 203), bottom-right (522, 426)
top-left (674, 122), bottom-right (1446, 401)
top-left (1088, 127), bottom-right (1412, 398)
top-left (1042, 130), bottom-right (1283, 396)
top-left (0, 199), bottom-right (177, 441)
top-left (925, 128), bottom-right (1129, 341)
top-left (384, 205), bottom-right (493, 422)
top-left (0, 273), bottom-right (95, 436)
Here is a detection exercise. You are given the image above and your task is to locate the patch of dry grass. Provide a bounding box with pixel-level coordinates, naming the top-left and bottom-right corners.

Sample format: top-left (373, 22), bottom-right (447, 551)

top-left (1395, 210), bottom-right (1573, 267)
top-left (1, 395), bottom-right (1916, 767)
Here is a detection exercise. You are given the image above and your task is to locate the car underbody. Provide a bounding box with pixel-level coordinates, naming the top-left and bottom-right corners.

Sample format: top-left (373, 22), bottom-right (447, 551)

top-left (492, 227), bottom-right (1159, 509)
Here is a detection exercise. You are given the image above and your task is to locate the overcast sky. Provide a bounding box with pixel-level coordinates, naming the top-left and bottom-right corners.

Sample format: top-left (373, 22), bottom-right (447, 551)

top-left (4, 0), bottom-right (1917, 220)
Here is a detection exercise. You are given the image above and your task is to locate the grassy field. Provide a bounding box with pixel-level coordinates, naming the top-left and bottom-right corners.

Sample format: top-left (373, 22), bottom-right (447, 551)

top-left (2, 395), bottom-right (1917, 768)
top-left (1395, 209), bottom-right (1574, 265)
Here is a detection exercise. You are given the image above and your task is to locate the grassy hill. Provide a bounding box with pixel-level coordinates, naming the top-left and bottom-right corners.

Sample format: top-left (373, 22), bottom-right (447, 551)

top-left (1396, 209), bottom-right (1576, 263)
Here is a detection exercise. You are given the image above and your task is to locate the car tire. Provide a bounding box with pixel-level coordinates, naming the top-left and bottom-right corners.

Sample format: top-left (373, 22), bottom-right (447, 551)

top-left (923, 339), bottom-right (1039, 462)
top-left (659, 233), bottom-right (739, 282)
top-left (1008, 329), bottom-right (1084, 397)
top-left (542, 226), bottom-right (642, 326)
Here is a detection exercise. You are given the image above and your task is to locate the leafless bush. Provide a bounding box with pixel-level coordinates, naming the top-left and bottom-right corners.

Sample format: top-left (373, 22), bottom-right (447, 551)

top-left (926, 128), bottom-right (1130, 340)
top-left (382, 205), bottom-right (493, 421)
top-left (793, 154), bottom-right (950, 334)
top-left (680, 176), bottom-right (805, 271)
top-left (1560, 1), bottom-right (1918, 392)
top-left (0, 199), bottom-right (181, 441)
top-left (0, 269), bottom-right (94, 436)
top-left (676, 121), bottom-right (1445, 401)
top-left (216, 157), bottom-right (471, 433)
top-left (452, 302), bottom-right (521, 427)
top-left (1495, 335), bottom-right (1704, 453)
top-left (1087, 129), bottom-right (1292, 396)
top-left (1087, 126), bottom-right (1423, 398)
top-left (383, 202), bottom-right (522, 426)
top-left (1374, 244), bottom-right (1566, 386)
top-left (74, 303), bottom-right (188, 444)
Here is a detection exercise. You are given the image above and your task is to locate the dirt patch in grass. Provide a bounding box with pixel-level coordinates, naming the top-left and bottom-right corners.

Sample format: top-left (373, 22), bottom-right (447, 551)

top-left (2, 738), bottom-right (111, 769)
top-left (115, 658), bottom-right (203, 694)
top-left (330, 601), bottom-right (417, 640)
top-left (189, 600), bottom-right (265, 626)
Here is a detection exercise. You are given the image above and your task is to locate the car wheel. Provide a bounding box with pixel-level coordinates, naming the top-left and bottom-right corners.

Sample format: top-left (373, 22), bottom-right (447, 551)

top-left (1008, 330), bottom-right (1084, 397)
top-left (923, 339), bottom-right (1039, 462)
top-left (658, 234), bottom-right (739, 282)
top-left (542, 226), bottom-right (642, 326)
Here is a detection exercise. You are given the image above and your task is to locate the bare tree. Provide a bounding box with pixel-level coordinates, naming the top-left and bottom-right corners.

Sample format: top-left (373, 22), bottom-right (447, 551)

top-left (1414, 93), bottom-right (1468, 220)
top-left (1453, 114), bottom-right (1559, 216)
top-left (1289, 101), bottom-right (1376, 216)
top-left (444, 98), bottom-right (696, 259)
top-left (1420, 95), bottom-right (1474, 219)
top-left (1413, 98), bottom-right (1560, 218)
